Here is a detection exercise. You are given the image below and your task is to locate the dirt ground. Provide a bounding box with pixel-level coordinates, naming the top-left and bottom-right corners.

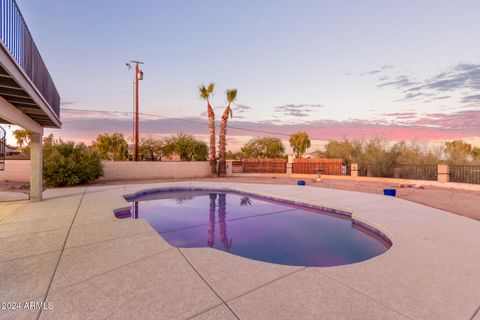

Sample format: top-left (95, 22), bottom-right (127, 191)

top-left (195, 177), bottom-right (480, 221)
top-left (2, 177), bottom-right (479, 222)
top-left (0, 181), bottom-right (30, 193)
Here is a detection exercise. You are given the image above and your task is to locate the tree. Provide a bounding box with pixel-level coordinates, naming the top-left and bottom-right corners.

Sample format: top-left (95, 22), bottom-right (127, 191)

top-left (445, 140), bottom-right (472, 164)
top-left (43, 134), bottom-right (55, 149)
top-left (199, 83), bottom-right (217, 174)
top-left (162, 133), bottom-right (208, 161)
top-left (472, 147), bottom-right (480, 162)
top-left (289, 131), bottom-right (311, 158)
top-left (139, 137), bottom-right (164, 161)
top-left (241, 137), bottom-right (285, 158)
top-left (390, 141), bottom-right (439, 165)
top-left (218, 89), bottom-right (237, 176)
top-left (92, 133), bottom-right (129, 161)
top-left (12, 128), bottom-right (31, 154)
top-left (324, 140), bottom-right (354, 163)
top-left (226, 150), bottom-right (244, 160)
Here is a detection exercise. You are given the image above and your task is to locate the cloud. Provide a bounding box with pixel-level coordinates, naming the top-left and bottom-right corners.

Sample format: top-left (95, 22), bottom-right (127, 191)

top-left (376, 62), bottom-right (480, 104)
top-left (60, 100), bottom-right (76, 106)
top-left (234, 104), bottom-right (250, 112)
top-left (346, 65), bottom-right (394, 76)
top-left (274, 104), bottom-right (323, 118)
top-left (462, 94), bottom-right (480, 103)
top-left (413, 110), bottom-right (480, 130)
top-left (378, 75), bottom-right (419, 89)
top-left (367, 65), bottom-right (394, 75)
top-left (49, 108), bottom-right (480, 145)
top-left (383, 112), bottom-right (418, 119)
top-left (233, 104), bottom-right (251, 113)
top-left (430, 95), bottom-right (450, 100)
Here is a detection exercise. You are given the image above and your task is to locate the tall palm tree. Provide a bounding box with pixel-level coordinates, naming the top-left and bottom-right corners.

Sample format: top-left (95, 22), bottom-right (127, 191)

top-left (199, 83), bottom-right (217, 174)
top-left (218, 89), bottom-right (237, 176)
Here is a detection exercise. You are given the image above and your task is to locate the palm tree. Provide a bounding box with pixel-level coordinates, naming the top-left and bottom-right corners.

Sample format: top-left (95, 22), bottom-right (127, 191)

top-left (289, 131), bottom-right (311, 158)
top-left (207, 193), bottom-right (217, 248)
top-left (218, 193), bottom-right (232, 251)
top-left (240, 196), bottom-right (252, 206)
top-left (199, 83), bottom-right (216, 174)
top-left (218, 89), bottom-right (237, 176)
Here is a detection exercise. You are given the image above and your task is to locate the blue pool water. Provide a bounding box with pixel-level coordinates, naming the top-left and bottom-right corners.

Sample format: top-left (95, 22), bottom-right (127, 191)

top-left (117, 190), bottom-right (390, 267)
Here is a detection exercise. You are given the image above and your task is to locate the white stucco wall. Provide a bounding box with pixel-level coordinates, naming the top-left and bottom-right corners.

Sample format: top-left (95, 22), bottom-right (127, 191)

top-left (0, 160), bottom-right (212, 183)
top-left (0, 160), bottom-right (30, 182)
top-left (97, 161), bottom-right (212, 181)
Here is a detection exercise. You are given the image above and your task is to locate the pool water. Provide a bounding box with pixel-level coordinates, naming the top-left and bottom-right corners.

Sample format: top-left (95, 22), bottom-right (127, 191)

top-left (117, 190), bottom-right (390, 267)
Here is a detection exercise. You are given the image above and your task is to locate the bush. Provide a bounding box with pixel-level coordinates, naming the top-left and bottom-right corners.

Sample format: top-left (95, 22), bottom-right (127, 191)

top-left (43, 141), bottom-right (103, 187)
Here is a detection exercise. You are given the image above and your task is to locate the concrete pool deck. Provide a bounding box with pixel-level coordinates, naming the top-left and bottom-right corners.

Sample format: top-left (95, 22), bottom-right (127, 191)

top-left (1, 181), bottom-right (479, 320)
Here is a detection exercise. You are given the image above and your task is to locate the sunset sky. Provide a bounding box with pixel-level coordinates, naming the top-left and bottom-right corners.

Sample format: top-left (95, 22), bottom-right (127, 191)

top-left (6, 0), bottom-right (480, 151)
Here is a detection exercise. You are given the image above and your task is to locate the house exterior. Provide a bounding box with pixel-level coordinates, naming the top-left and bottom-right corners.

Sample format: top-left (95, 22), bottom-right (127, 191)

top-left (0, 0), bottom-right (60, 201)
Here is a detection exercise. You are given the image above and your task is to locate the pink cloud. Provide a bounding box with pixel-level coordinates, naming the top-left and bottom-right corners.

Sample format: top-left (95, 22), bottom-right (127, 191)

top-left (47, 109), bottom-right (480, 145)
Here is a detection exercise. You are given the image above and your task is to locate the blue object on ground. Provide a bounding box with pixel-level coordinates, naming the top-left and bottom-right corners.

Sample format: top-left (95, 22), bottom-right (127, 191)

top-left (297, 180), bottom-right (306, 186)
top-left (383, 189), bottom-right (396, 197)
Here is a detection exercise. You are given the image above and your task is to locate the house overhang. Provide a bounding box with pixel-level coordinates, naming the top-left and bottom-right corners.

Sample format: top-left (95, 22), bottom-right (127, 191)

top-left (0, 43), bottom-right (61, 128)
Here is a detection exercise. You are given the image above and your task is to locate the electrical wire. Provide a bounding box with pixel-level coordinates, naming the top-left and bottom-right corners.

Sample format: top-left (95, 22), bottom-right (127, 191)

top-left (61, 107), bottom-right (320, 139)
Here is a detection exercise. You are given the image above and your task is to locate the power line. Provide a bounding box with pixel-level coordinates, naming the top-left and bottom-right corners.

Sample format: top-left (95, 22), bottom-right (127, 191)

top-left (61, 108), bottom-right (321, 139)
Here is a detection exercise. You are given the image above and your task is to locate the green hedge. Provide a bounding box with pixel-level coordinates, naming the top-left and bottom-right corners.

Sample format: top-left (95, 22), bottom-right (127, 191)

top-left (43, 141), bottom-right (103, 187)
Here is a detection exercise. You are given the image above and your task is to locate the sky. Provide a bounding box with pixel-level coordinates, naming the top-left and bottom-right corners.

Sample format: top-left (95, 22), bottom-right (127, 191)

top-left (5, 0), bottom-right (480, 151)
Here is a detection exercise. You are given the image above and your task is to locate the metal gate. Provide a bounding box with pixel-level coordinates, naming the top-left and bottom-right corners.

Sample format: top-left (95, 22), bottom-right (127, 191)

top-left (0, 126), bottom-right (5, 171)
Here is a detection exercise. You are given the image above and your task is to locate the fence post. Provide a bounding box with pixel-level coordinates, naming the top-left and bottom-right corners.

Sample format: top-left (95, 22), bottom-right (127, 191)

top-left (351, 163), bottom-right (358, 178)
top-left (225, 160), bottom-right (233, 176)
top-left (286, 161), bottom-right (293, 175)
top-left (437, 164), bottom-right (449, 183)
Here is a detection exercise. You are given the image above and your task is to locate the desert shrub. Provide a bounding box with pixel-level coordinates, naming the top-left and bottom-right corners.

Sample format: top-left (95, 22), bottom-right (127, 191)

top-left (43, 141), bottom-right (103, 187)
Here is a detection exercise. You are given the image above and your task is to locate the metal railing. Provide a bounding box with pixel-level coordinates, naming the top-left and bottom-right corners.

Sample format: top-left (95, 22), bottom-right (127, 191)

top-left (0, 0), bottom-right (60, 116)
top-left (0, 126), bottom-right (5, 171)
top-left (358, 163), bottom-right (438, 181)
top-left (449, 165), bottom-right (480, 184)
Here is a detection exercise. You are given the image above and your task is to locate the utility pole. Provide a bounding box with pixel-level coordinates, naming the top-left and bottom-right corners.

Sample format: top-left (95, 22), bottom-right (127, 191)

top-left (126, 60), bottom-right (144, 161)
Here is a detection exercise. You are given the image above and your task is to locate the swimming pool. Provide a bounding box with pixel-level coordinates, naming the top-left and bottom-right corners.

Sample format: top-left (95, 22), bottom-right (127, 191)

top-left (116, 189), bottom-right (391, 267)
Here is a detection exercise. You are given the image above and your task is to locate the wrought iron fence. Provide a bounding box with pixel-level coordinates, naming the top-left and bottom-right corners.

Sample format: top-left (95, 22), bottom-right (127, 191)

top-left (449, 165), bottom-right (480, 184)
top-left (0, 0), bottom-right (60, 115)
top-left (292, 159), bottom-right (343, 175)
top-left (358, 163), bottom-right (438, 181)
top-left (0, 125), bottom-right (5, 171)
top-left (242, 158), bottom-right (287, 173)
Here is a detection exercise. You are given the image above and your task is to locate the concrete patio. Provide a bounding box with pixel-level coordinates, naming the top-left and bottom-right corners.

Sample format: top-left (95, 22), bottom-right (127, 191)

top-left (1, 181), bottom-right (479, 320)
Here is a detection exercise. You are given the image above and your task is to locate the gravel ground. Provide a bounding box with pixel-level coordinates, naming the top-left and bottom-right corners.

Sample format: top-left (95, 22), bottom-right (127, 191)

top-left (2, 177), bottom-right (479, 221)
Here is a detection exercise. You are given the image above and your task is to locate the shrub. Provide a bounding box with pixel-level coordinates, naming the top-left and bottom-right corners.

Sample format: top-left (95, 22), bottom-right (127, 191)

top-left (43, 141), bottom-right (103, 187)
